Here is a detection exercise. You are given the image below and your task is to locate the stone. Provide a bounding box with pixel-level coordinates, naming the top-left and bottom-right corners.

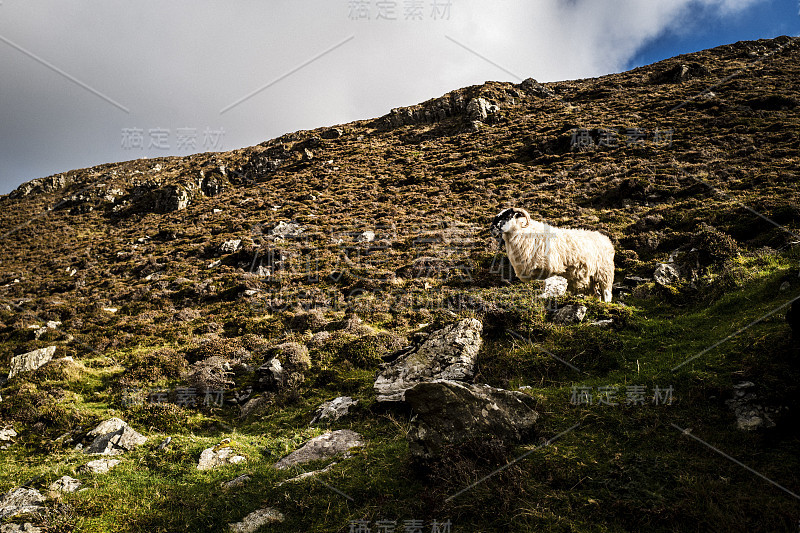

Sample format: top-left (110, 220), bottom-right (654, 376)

top-left (404, 380), bottom-right (539, 458)
top-left (9, 346), bottom-right (57, 378)
top-left (197, 443), bottom-right (246, 470)
top-left (84, 418), bottom-right (147, 455)
top-left (219, 239), bottom-right (242, 253)
top-left (274, 430), bottom-right (364, 470)
top-left (156, 437), bottom-right (172, 451)
top-left (374, 318), bottom-right (483, 402)
top-left (356, 230), bottom-right (375, 242)
top-left (0, 488), bottom-right (45, 519)
top-left (256, 358), bottom-right (284, 391)
top-left (48, 475), bottom-right (81, 494)
top-left (590, 319), bottom-right (614, 328)
top-left (269, 220), bottom-right (305, 239)
top-left (154, 185), bottom-right (189, 212)
top-left (552, 305), bottom-right (587, 325)
top-left (0, 427), bottom-right (16, 443)
top-left (725, 382), bottom-right (779, 431)
top-left (275, 462), bottom-right (337, 487)
top-left (221, 474), bottom-right (251, 490)
top-left (321, 128), bottom-right (343, 139)
top-left (310, 396), bottom-right (358, 425)
top-left (654, 263), bottom-right (681, 286)
top-left (466, 97), bottom-right (500, 123)
top-left (539, 276), bottom-right (568, 299)
top-left (0, 523), bottom-right (43, 533)
top-left (79, 458), bottom-right (120, 474)
top-left (228, 508), bottom-right (285, 532)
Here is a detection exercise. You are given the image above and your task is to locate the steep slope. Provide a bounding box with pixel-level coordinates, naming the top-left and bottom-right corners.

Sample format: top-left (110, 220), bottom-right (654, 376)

top-left (0, 36), bottom-right (799, 532)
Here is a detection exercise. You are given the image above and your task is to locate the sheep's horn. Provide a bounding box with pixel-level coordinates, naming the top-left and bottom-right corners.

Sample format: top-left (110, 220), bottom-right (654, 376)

top-left (519, 208), bottom-right (532, 228)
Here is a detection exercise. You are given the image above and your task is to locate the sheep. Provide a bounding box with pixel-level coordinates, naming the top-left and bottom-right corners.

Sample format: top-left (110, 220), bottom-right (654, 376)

top-left (490, 207), bottom-right (615, 302)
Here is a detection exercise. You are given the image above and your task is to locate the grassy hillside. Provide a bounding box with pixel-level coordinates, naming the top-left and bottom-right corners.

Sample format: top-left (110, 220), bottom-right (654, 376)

top-left (0, 36), bottom-right (799, 532)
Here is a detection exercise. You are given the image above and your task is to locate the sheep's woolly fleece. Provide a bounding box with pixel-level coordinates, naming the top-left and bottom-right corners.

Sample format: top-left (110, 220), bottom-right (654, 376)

top-left (491, 208), bottom-right (615, 302)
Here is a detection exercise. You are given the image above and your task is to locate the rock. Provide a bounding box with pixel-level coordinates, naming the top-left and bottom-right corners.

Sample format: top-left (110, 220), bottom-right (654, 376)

top-left (154, 185), bottom-right (189, 212)
top-left (466, 97), bottom-right (500, 123)
top-left (221, 474), bottom-right (251, 490)
top-left (197, 443), bottom-right (246, 470)
top-left (228, 508), bottom-right (285, 532)
top-left (623, 276), bottom-right (651, 286)
top-left (654, 263), bottom-right (681, 287)
top-left (219, 239), bottom-right (242, 253)
top-left (0, 488), bottom-right (45, 519)
top-left (356, 230), bottom-right (375, 242)
top-left (79, 458), bottom-right (120, 474)
top-left (48, 475), bottom-right (81, 494)
top-left (256, 358), bottom-right (284, 391)
top-left (0, 523), bottom-right (42, 533)
top-left (310, 396), bottom-right (358, 425)
top-left (520, 77), bottom-right (555, 97)
top-left (9, 346), bottom-right (57, 379)
top-left (725, 382), bottom-right (779, 431)
top-left (552, 305), bottom-right (587, 325)
top-left (302, 148), bottom-right (314, 161)
top-left (321, 128), bottom-right (343, 139)
top-left (274, 429), bottom-right (364, 470)
top-left (254, 265), bottom-right (271, 278)
top-left (539, 276), bottom-right (568, 299)
top-left (84, 418), bottom-right (147, 455)
top-left (651, 62), bottom-right (709, 84)
top-left (156, 437), bottom-right (172, 451)
top-left (309, 330), bottom-right (331, 348)
top-left (269, 220), bottom-right (305, 239)
top-left (374, 318), bottom-right (483, 402)
top-left (0, 427), bottom-right (16, 443)
top-left (404, 380), bottom-right (539, 458)
top-left (590, 319), bottom-right (614, 328)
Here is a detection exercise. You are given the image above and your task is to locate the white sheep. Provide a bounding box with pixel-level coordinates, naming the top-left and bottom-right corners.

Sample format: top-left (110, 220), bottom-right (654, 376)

top-left (490, 207), bottom-right (615, 302)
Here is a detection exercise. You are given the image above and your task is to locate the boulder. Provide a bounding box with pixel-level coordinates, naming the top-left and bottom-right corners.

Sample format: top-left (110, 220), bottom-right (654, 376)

top-left (221, 474), bottom-right (251, 490)
top-left (197, 441), bottom-right (246, 470)
top-left (552, 305), bottom-right (587, 325)
top-left (356, 230), bottom-right (375, 242)
top-left (219, 239), bottom-right (242, 253)
top-left (228, 508), bottom-right (285, 532)
top-left (466, 97), bottom-right (500, 123)
top-left (79, 458), bottom-right (120, 474)
top-left (0, 488), bottom-right (45, 519)
top-left (83, 418), bottom-right (147, 455)
top-left (0, 427), bottom-right (16, 449)
top-left (725, 382), bottom-right (780, 431)
top-left (539, 276), bottom-right (568, 300)
top-left (404, 380), bottom-right (539, 458)
top-left (256, 358), bottom-right (284, 391)
top-left (274, 429), bottom-right (364, 470)
top-left (9, 346), bottom-right (57, 379)
top-left (48, 476), bottom-right (81, 494)
top-left (310, 396), bottom-right (358, 425)
top-left (654, 263), bottom-right (681, 287)
top-left (374, 318), bottom-right (483, 402)
top-left (269, 220), bottom-right (305, 239)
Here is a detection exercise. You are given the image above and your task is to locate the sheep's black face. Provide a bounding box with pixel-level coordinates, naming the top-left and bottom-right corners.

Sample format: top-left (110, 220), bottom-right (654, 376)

top-left (490, 208), bottom-right (517, 247)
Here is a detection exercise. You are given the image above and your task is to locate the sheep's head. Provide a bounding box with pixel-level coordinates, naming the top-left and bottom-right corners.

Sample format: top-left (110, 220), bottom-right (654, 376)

top-left (490, 207), bottom-right (531, 245)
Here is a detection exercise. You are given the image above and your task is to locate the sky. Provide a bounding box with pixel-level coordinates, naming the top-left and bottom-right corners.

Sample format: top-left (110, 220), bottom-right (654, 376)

top-left (0, 0), bottom-right (797, 195)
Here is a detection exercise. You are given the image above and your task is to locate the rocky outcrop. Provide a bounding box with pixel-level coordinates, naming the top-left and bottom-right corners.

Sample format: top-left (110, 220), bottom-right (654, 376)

top-left (374, 319), bottom-right (483, 402)
top-left (274, 430), bottom-right (363, 470)
top-left (404, 380), bottom-right (539, 458)
top-left (197, 440), bottom-right (246, 470)
top-left (79, 458), bottom-right (120, 474)
top-left (654, 263), bottom-right (681, 287)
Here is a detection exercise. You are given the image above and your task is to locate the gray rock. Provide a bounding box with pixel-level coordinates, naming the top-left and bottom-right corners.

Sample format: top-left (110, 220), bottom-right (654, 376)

top-left (9, 346), bottom-right (56, 378)
top-left (0, 522), bottom-right (43, 533)
top-left (404, 380), bottom-right (539, 458)
top-left (219, 239), bottom-right (242, 253)
top-left (48, 475), bottom-right (81, 494)
top-left (0, 488), bottom-right (45, 519)
top-left (228, 508), bottom-right (285, 532)
top-left (466, 97), bottom-right (500, 123)
top-left (539, 276), bottom-right (568, 299)
top-left (256, 358), bottom-right (284, 391)
top-left (221, 474), bottom-right (251, 490)
top-left (156, 437), bottom-right (172, 451)
top-left (269, 220), bottom-right (305, 239)
top-left (197, 443), bottom-right (246, 470)
top-left (154, 185), bottom-right (189, 212)
top-left (84, 418), bottom-right (147, 455)
top-left (654, 263), bottom-right (681, 286)
top-left (275, 462), bottom-right (337, 486)
top-left (0, 427), bottom-right (16, 443)
top-left (310, 396), bottom-right (358, 425)
top-left (79, 458), bottom-right (120, 474)
top-left (374, 318), bottom-right (483, 402)
top-left (552, 305), bottom-right (587, 325)
top-left (356, 230), bottom-right (375, 242)
top-left (274, 429), bottom-right (364, 470)
top-left (725, 382), bottom-right (779, 431)
top-left (590, 319), bottom-right (614, 328)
